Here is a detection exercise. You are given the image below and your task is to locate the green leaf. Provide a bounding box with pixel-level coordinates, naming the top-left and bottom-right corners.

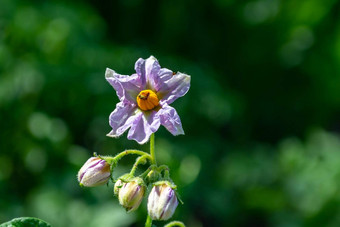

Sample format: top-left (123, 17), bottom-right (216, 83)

top-left (0, 217), bottom-right (51, 227)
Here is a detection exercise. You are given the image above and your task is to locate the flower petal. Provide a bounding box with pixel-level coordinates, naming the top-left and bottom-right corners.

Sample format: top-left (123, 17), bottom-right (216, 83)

top-left (158, 72), bottom-right (191, 105)
top-left (105, 68), bottom-right (143, 104)
top-left (135, 56), bottom-right (161, 90)
top-left (107, 102), bottom-right (139, 138)
top-left (151, 68), bottom-right (173, 92)
top-left (145, 57), bottom-right (163, 90)
top-left (127, 110), bottom-right (161, 144)
top-left (157, 105), bottom-right (184, 136)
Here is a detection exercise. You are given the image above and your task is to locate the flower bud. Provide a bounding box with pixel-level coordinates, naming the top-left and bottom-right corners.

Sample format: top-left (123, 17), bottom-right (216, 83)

top-left (77, 157), bottom-right (110, 187)
top-left (147, 181), bottom-right (178, 220)
top-left (118, 178), bottom-right (146, 212)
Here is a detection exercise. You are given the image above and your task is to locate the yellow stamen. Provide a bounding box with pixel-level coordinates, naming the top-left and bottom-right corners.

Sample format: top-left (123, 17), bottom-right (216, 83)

top-left (136, 89), bottom-right (159, 111)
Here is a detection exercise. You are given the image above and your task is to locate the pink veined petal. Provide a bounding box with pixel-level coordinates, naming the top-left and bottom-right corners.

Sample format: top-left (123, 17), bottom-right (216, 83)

top-left (134, 58), bottom-right (150, 88)
top-left (127, 110), bottom-right (161, 144)
top-left (105, 68), bottom-right (143, 104)
top-left (157, 105), bottom-right (184, 136)
top-left (107, 102), bottom-right (139, 138)
top-left (142, 56), bottom-right (162, 90)
top-left (135, 56), bottom-right (162, 91)
top-left (138, 56), bottom-right (174, 93)
top-left (152, 68), bottom-right (173, 92)
top-left (158, 72), bottom-right (191, 105)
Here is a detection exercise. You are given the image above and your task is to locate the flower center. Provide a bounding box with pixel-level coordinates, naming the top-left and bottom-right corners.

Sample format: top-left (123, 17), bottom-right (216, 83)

top-left (136, 90), bottom-right (159, 111)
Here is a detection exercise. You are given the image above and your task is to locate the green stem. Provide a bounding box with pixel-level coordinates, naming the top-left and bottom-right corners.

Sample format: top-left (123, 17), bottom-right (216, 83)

top-left (163, 169), bottom-right (170, 179)
top-left (145, 214), bottom-right (152, 227)
top-left (139, 165), bottom-right (156, 178)
top-left (150, 133), bottom-right (156, 165)
top-left (130, 155), bottom-right (148, 176)
top-left (157, 164), bottom-right (168, 169)
top-left (157, 165), bottom-right (169, 172)
top-left (164, 221), bottom-right (186, 227)
top-left (103, 149), bottom-right (152, 165)
top-left (145, 134), bottom-right (156, 227)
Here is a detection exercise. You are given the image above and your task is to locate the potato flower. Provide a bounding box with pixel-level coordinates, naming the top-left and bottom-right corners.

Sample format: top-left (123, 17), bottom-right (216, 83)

top-left (105, 56), bottom-right (190, 144)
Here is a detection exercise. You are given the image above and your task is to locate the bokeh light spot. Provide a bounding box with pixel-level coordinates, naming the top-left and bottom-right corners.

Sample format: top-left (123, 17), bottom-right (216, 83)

top-left (179, 155), bottom-right (201, 185)
top-left (28, 112), bottom-right (52, 139)
top-left (25, 148), bottom-right (47, 173)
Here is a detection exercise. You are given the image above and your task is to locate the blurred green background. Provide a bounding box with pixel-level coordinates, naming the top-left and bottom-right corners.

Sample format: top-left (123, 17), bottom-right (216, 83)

top-left (1, 0), bottom-right (340, 226)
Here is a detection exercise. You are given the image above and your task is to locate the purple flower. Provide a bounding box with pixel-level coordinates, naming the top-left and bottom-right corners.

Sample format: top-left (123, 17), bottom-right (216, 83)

top-left (105, 56), bottom-right (191, 144)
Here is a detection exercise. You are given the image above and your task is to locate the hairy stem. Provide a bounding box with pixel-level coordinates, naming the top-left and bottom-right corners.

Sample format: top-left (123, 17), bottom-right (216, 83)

top-left (150, 133), bottom-right (156, 165)
top-left (130, 155), bottom-right (148, 176)
top-left (164, 221), bottom-right (186, 227)
top-left (103, 149), bottom-right (152, 165)
top-left (139, 165), bottom-right (156, 178)
top-left (145, 134), bottom-right (157, 227)
top-left (145, 214), bottom-right (152, 227)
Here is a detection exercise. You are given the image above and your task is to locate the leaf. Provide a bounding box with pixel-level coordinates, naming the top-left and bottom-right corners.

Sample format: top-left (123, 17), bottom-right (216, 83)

top-left (0, 217), bottom-right (51, 227)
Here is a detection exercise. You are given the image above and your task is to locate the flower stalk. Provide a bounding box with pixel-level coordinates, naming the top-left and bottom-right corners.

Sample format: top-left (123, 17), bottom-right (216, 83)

top-left (164, 221), bottom-right (186, 227)
top-left (103, 149), bottom-right (152, 166)
top-left (145, 214), bottom-right (153, 227)
top-left (150, 133), bottom-right (156, 165)
top-left (145, 133), bottom-right (156, 227)
top-left (130, 155), bottom-right (148, 176)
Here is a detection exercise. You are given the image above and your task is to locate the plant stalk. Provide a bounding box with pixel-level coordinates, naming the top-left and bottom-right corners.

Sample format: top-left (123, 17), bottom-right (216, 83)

top-left (150, 133), bottom-right (156, 165)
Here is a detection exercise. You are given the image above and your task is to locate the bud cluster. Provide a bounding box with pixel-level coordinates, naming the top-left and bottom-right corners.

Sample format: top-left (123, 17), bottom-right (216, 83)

top-left (77, 156), bottom-right (180, 221)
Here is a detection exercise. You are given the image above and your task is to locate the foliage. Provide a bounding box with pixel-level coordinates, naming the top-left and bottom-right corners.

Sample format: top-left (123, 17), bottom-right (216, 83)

top-left (0, 217), bottom-right (51, 227)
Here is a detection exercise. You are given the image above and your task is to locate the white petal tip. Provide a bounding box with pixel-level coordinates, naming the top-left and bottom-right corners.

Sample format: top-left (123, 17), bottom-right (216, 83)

top-left (105, 68), bottom-right (116, 78)
top-left (175, 131), bottom-right (185, 136)
top-left (178, 72), bottom-right (191, 80)
top-left (106, 131), bottom-right (120, 138)
top-left (148, 55), bottom-right (157, 61)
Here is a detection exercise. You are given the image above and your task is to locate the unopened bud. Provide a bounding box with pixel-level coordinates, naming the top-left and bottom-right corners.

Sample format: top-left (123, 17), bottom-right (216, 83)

top-left (118, 177), bottom-right (146, 212)
top-left (77, 157), bottom-right (110, 187)
top-left (147, 181), bottom-right (178, 220)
